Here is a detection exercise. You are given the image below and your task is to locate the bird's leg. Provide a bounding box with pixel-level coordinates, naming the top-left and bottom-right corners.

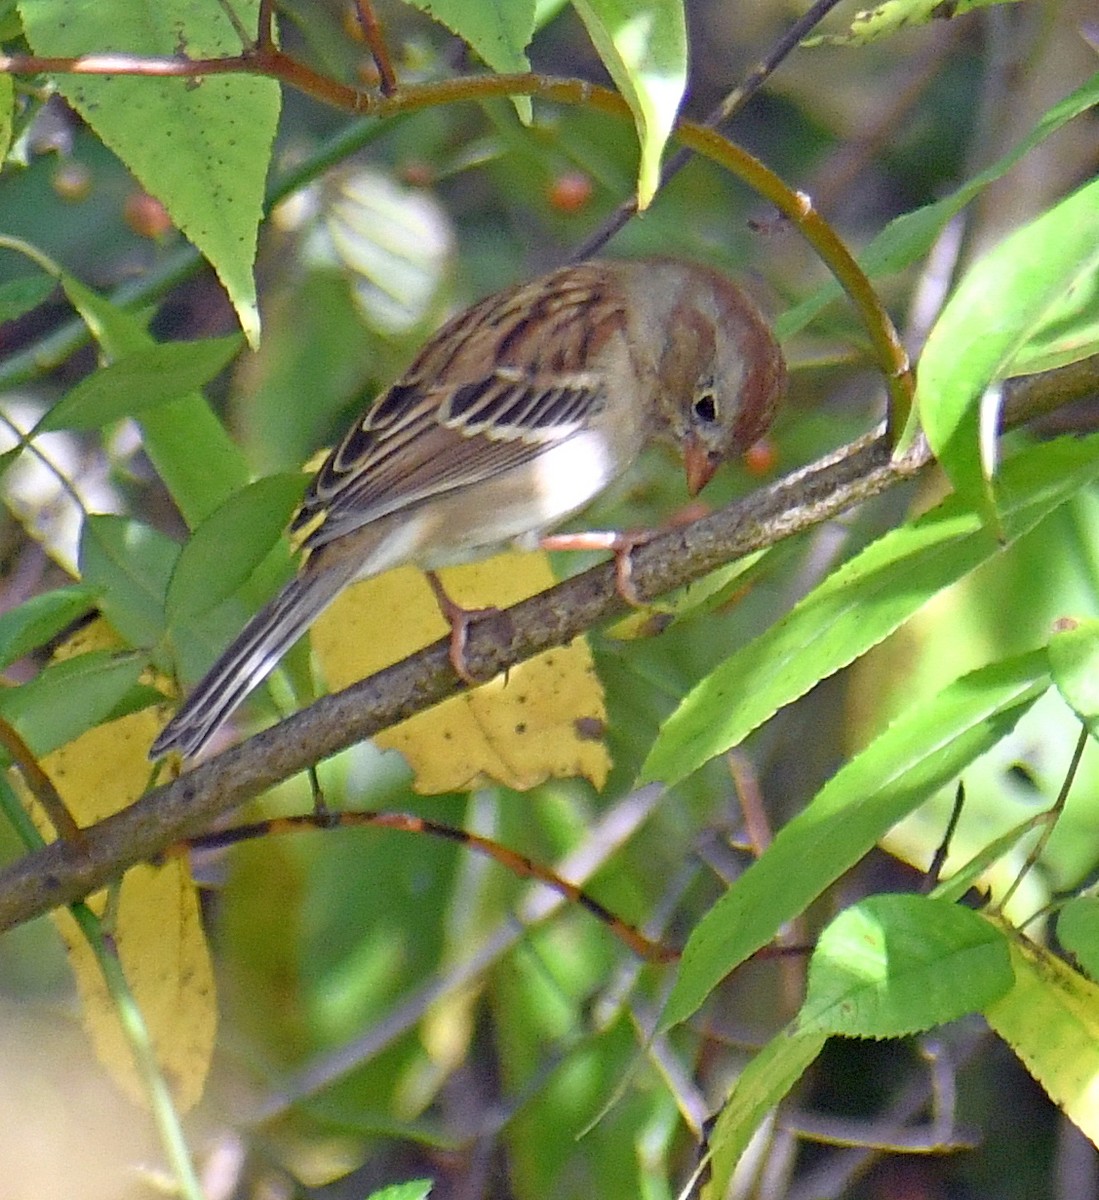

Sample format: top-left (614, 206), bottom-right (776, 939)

top-left (424, 570), bottom-right (504, 685)
top-left (538, 530), bottom-right (655, 607)
top-left (541, 501), bottom-right (711, 606)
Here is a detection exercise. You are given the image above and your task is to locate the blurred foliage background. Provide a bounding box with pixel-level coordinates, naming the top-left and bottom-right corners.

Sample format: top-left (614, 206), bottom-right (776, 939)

top-left (1, 1), bottom-right (1098, 1198)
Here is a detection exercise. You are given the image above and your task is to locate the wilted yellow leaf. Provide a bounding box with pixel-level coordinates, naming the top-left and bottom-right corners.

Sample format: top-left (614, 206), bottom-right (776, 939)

top-left (985, 925), bottom-right (1099, 1147)
top-left (16, 622), bottom-right (216, 1112)
top-left (311, 551), bottom-right (611, 792)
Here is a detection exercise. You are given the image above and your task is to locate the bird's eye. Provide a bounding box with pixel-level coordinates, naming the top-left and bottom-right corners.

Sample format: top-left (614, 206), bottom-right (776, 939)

top-left (693, 392), bottom-right (718, 424)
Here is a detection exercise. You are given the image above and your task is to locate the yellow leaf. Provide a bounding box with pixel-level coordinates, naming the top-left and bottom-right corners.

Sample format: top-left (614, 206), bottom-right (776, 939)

top-left (50, 615), bottom-right (127, 659)
top-left (311, 551), bottom-right (611, 793)
top-left (985, 926), bottom-right (1099, 1146)
top-left (17, 622), bottom-right (216, 1112)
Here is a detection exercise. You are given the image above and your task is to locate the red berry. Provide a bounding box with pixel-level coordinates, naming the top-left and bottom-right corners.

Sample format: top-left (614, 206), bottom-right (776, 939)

top-left (547, 171), bottom-right (594, 214)
top-left (743, 437), bottom-right (778, 476)
top-left (124, 191), bottom-right (173, 239)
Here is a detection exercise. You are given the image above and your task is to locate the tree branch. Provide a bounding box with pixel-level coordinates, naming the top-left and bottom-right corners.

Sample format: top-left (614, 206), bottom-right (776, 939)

top-left (0, 433), bottom-right (888, 929)
top-left (0, 356), bottom-right (1094, 933)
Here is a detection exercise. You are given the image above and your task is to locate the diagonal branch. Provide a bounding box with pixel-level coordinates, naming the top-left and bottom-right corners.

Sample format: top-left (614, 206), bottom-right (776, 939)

top-left (0, 431), bottom-right (902, 932)
top-left (0, 355), bottom-right (1094, 933)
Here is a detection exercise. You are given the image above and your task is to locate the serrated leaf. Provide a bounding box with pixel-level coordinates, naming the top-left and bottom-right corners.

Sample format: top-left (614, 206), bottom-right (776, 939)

top-left (0, 585), bottom-right (97, 670)
top-left (1058, 898), bottom-right (1099, 984)
top-left (642, 433), bottom-right (1099, 790)
top-left (701, 1026), bottom-right (828, 1200)
top-left (571, 0), bottom-right (686, 208)
top-left (406, 0), bottom-right (535, 122)
top-left (660, 650), bottom-right (1049, 1030)
top-left (985, 929), bottom-right (1099, 1146)
top-left (804, 0), bottom-right (1023, 47)
top-left (916, 176), bottom-right (1099, 522)
top-left (1049, 619), bottom-right (1099, 741)
top-left (0, 272), bottom-right (55, 322)
top-left (79, 514), bottom-right (178, 648)
top-left (40, 335), bottom-right (244, 432)
top-left (799, 895), bottom-right (1012, 1037)
top-left (19, 0), bottom-right (280, 346)
top-left (165, 473), bottom-right (306, 623)
top-left (777, 71), bottom-right (1099, 340)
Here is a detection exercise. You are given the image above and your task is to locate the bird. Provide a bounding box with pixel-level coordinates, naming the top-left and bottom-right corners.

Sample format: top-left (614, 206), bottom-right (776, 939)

top-left (149, 257), bottom-right (786, 760)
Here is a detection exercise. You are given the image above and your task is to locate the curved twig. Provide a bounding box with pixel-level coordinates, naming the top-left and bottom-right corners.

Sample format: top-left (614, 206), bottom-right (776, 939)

top-left (0, 47), bottom-right (913, 426)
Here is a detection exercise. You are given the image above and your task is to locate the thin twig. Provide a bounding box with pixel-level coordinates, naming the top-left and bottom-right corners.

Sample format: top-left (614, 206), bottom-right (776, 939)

top-left (351, 0), bottom-right (398, 95)
top-left (177, 809), bottom-right (675, 962)
top-left (998, 723), bottom-right (1090, 917)
top-left (569, 0), bottom-right (849, 262)
top-left (0, 49), bottom-right (916, 422)
top-left (925, 782), bottom-right (966, 893)
top-left (249, 783), bottom-right (667, 1120)
top-left (256, 0), bottom-right (276, 50)
top-left (214, 0), bottom-right (252, 50)
top-left (0, 719), bottom-right (83, 844)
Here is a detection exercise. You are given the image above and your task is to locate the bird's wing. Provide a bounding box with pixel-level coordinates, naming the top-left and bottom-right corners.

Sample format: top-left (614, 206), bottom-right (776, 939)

top-left (292, 266), bottom-right (629, 550)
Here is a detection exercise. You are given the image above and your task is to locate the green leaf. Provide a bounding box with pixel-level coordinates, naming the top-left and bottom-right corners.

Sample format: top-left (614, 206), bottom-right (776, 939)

top-left (641, 433), bottom-right (1099, 790)
top-left (799, 895), bottom-right (1013, 1037)
top-left (79, 515), bottom-right (179, 649)
top-left (0, 586), bottom-right (97, 670)
top-left (1049, 619), bottom-right (1099, 741)
top-left (0, 0), bottom-right (21, 40)
top-left (701, 1026), bottom-right (828, 1200)
top-left (1005, 259), bottom-right (1099, 377)
top-left (19, 0), bottom-right (281, 346)
top-left (570, 0), bottom-right (686, 208)
top-left (916, 176), bottom-right (1099, 521)
top-left (406, 0), bottom-right (535, 122)
top-left (57, 272), bottom-right (152, 359)
top-left (0, 273), bottom-right (54, 323)
top-left (165, 473), bottom-right (307, 623)
top-left (660, 650), bottom-right (1049, 1030)
top-left (40, 335), bottom-right (244, 432)
top-left (803, 0), bottom-right (1023, 46)
top-left (0, 72), bottom-right (11, 164)
top-left (1058, 897), bottom-right (1099, 983)
top-left (777, 71), bottom-right (1099, 340)
top-left (362, 1182), bottom-right (433, 1200)
top-left (0, 650), bottom-right (146, 756)
top-left (57, 272), bottom-right (249, 527)
top-left (697, 894), bottom-right (1015, 1190)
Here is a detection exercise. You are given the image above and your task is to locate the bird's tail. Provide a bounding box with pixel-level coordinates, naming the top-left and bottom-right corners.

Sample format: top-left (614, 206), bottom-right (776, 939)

top-left (149, 558), bottom-right (359, 761)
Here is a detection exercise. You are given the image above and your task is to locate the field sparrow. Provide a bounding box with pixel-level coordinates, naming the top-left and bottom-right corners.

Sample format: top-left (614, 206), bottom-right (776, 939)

top-left (149, 258), bottom-right (785, 760)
